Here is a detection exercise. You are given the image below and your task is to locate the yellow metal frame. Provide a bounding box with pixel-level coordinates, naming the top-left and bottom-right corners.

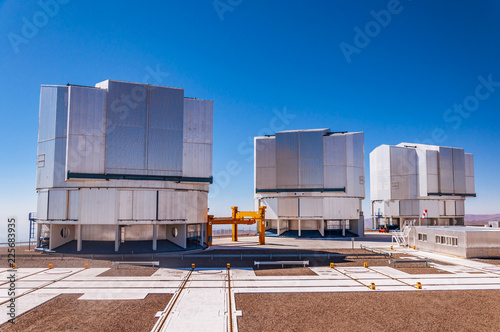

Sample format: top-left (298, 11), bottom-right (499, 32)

top-left (206, 206), bottom-right (266, 246)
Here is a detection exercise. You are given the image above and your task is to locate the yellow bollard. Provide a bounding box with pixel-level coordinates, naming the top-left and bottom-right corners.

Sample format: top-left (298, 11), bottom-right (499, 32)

top-left (84, 263), bottom-right (89, 269)
top-left (49, 263), bottom-right (53, 269)
top-left (416, 282), bottom-right (422, 289)
top-left (363, 262), bottom-right (368, 268)
top-left (370, 283), bottom-right (376, 290)
top-left (330, 263), bottom-right (334, 268)
top-left (227, 263), bottom-right (230, 269)
top-left (192, 263), bottom-right (195, 270)
top-left (413, 246), bottom-right (416, 250)
top-left (12, 263), bottom-right (17, 269)
top-left (390, 246), bottom-right (393, 250)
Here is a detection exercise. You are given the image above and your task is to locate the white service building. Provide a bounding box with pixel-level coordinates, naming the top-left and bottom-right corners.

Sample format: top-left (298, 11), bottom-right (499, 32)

top-left (35, 80), bottom-right (212, 251)
top-left (370, 143), bottom-right (475, 228)
top-left (254, 129), bottom-right (365, 237)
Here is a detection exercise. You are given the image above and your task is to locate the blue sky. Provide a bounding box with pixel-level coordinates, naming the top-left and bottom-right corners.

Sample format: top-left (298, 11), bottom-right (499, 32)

top-left (1, 0), bottom-right (500, 240)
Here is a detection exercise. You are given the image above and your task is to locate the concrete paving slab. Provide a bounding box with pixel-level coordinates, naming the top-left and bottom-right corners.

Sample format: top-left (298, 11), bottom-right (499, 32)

top-left (0, 291), bottom-right (59, 325)
top-left (78, 291), bottom-right (149, 300)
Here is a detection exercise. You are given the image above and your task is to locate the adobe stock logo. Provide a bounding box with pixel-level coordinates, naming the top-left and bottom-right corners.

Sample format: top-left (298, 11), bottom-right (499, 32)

top-left (7, 0), bottom-right (70, 54)
top-left (339, 0), bottom-right (407, 64)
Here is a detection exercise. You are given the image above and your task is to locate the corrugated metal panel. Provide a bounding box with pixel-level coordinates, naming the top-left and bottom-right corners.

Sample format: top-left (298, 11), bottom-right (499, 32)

top-left (456, 200), bottom-right (465, 216)
top-left (183, 142), bottom-right (212, 178)
top-left (118, 190), bottom-right (133, 220)
top-left (148, 86), bottom-right (184, 173)
top-left (323, 165), bottom-right (346, 189)
top-left (147, 128), bottom-right (183, 174)
top-left (445, 200), bottom-right (456, 216)
top-left (452, 148), bottom-right (466, 194)
top-left (323, 134), bottom-right (346, 166)
top-left (261, 198), bottom-right (278, 219)
top-left (158, 191), bottom-right (186, 220)
top-left (276, 132), bottom-right (299, 188)
top-left (36, 140), bottom-right (55, 189)
top-left (426, 150), bottom-right (439, 194)
top-left (419, 200), bottom-right (439, 218)
top-left (323, 197), bottom-right (359, 219)
top-left (196, 192), bottom-right (208, 223)
top-left (52, 138), bottom-right (68, 187)
top-left (132, 190), bottom-right (156, 220)
top-left (37, 190), bottom-right (49, 220)
top-left (124, 225), bottom-right (153, 240)
top-left (391, 175), bottom-right (409, 200)
top-left (384, 201), bottom-right (400, 216)
top-left (439, 200), bottom-right (445, 216)
top-left (105, 81), bottom-right (148, 173)
top-left (68, 190), bottom-right (79, 220)
top-left (409, 174), bottom-right (418, 199)
top-left (299, 197), bottom-right (323, 218)
top-left (465, 153), bottom-right (475, 194)
top-left (79, 188), bottom-right (117, 224)
top-left (48, 190), bottom-right (67, 219)
top-left (106, 125), bottom-right (147, 172)
top-left (369, 145), bottom-right (391, 201)
top-left (299, 198), bottom-right (323, 217)
top-left (400, 200), bottom-right (412, 216)
top-left (278, 198), bottom-right (298, 217)
top-left (439, 147), bottom-right (454, 193)
top-left (256, 167), bottom-right (276, 190)
top-left (183, 98), bottom-right (213, 144)
top-left (352, 133), bottom-right (364, 168)
top-left (390, 146), bottom-right (408, 176)
top-left (38, 86), bottom-right (68, 142)
top-left (346, 167), bottom-right (364, 198)
top-left (82, 225), bottom-right (116, 241)
top-left (255, 138), bottom-right (276, 168)
top-left (298, 131), bottom-right (323, 188)
top-left (66, 86), bottom-right (106, 174)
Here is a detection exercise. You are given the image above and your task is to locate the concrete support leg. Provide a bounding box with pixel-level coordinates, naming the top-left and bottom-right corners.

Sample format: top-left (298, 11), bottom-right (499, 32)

top-left (77, 224), bottom-right (82, 252)
top-left (115, 226), bottom-right (120, 252)
top-left (277, 219), bottom-right (280, 236)
top-left (152, 224), bottom-right (157, 251)
top-left (342, 220), bottom-right (346, 237)
top-left (298, 219), bottom-right (301, 237)
top-left (319, 220), bottom-right (324, 237)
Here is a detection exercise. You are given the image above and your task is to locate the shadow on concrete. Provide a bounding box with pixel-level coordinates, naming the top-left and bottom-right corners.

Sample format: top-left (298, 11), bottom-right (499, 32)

top-left (52, 240), bottom-right (202, 254)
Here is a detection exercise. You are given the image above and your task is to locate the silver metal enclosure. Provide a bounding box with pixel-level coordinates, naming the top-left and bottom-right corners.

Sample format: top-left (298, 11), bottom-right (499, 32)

top-left (370, 143), bottom-right (475, 229)
top-left (36, 80), bottom-right (213, 251)
top-left (255, 129), bottom-right (365, 237)
top-left (408, 226), bottom-right (500, 258)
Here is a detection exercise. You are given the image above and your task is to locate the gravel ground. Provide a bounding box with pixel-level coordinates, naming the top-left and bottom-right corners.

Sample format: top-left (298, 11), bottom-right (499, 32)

top-left (254, 267), bottom-right (318, 276)
top-left (473, 258), bottom-right (500, 265)
top-left (236, 290), bottom-right (500, 332)
top-left (97, 265), bottom-right (158, 277)
top-left (0, 293), bottom-right (171, 332)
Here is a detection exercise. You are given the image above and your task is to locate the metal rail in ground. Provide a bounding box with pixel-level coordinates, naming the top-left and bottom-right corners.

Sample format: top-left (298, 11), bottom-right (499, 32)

top-left (151, 267), bottom-right (194, 332)
top-left (360, 245), bottom-right (392, 257)
top-left (227, 266), bottom-right (234, 332)
top-left (0, 268), bottom-right (87, 306)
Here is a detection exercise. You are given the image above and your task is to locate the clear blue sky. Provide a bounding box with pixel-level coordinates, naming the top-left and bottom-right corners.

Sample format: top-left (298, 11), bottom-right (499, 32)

top-left (1, 0), bottom-right (500, 240)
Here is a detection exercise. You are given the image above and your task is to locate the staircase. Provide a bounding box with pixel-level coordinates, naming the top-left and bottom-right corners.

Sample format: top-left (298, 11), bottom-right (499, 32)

top-left (391, 220), bottom-right (415, 247)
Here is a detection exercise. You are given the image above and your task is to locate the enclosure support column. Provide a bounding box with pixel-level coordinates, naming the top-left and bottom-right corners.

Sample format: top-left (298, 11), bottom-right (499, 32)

top-left (115, 226), bottom-right (120, 252)
top-left (207, 220), bottom-right (213, 246)
top-left (298, 219), bottom-right (302, 237)
top-left (319, 219), bottom-right (325, 237)
top-left (77, 224), bottom-right (82, 252)
top-left (232, 224), bottom-right (238, 242)
top-left (152, 224), bottom-right (157, 251)
top-left (342, 220), bottom-right (346, 237)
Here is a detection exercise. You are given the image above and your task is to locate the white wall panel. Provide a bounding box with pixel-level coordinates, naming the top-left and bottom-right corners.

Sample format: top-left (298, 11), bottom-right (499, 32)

top-left (278, 198), bottom-right (298, 218)
top-left (445, 200), bottom-right (456, 216)
top-left (455, 200), bottom-right (465, 216)
top-left (323, 197), bottom-right (359, 220)
top-left (255, 138), bottom-right (276, 168)
top-left (419, 200), bottom-right (439, 218)
top-left (298, 131), bottom-right (324, 188)
top-left (261, 198), bottom-right (278, 220)
top-left (299, 198), bottom-right (323, 217)
top-left (37, 190), bottom-right (49, 220)
top-left (158, 191), bottom-right (186, 220)
top-left (323, 165), bottom-right (346, 189)
top-left (79, 188), bottom-right (117, 224)
top-left (48, 190), bottom-right (67, 220)
top-left (323, 135), bottom-right (345, 166)
top-left (439, 147), bottom-right (454, 193)
top-left (132, 190), bottom-right (156, 220)
top-left (452, 148), bottom-right (466, 194)
top-left (118, 190), bottom-right (133, 220)
top-left (276, 132), bottom-right (299, 188)
top-left (256, 167), bottom-right (277, 190)
top-left (68, 190), bottom-right (79, 220)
